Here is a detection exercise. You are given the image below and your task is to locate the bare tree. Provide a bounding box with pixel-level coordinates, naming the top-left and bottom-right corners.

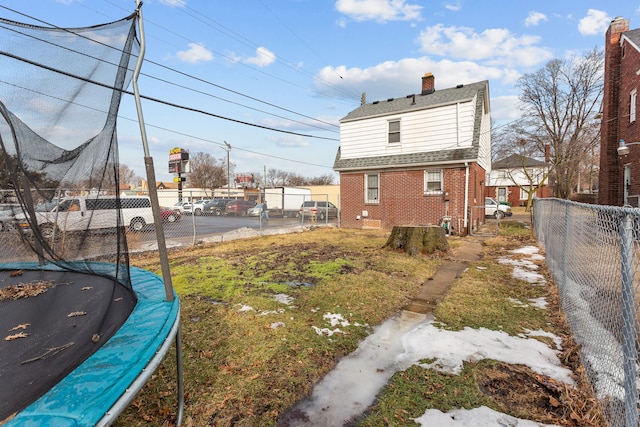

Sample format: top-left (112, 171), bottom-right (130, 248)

top-left (187, 152), bottom-right (229, 195)
top-left (515, 48), bottom-right (603, 199)
top-left (307, 174), bottom-right (335, 185)
top-left (118, 164), bottom-right (139, 189)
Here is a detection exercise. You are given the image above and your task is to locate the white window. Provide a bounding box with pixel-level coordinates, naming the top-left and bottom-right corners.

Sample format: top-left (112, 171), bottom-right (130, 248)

top-left (388, 120), bottom-right (400, 143)
top-left (631, 89), bottom-right (637, 123)
top-left (520, 186), bottom-right (531, 200)
top-left (424, 170), bottom-right (443, 194)
top-left (365, 173), bottom-right (379, 203)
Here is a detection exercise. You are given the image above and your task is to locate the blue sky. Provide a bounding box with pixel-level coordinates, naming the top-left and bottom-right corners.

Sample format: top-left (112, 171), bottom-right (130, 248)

top-left (1, 0), bottom-right (639, 184)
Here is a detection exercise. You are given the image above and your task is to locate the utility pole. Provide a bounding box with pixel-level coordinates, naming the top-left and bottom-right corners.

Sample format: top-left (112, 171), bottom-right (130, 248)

top-left (224, 141), bottom-right (231, 199)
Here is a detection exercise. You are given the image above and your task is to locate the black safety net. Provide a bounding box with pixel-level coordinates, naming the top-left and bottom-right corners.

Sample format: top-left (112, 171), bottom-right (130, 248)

top-left (0, 12), bottom-right (142, 421)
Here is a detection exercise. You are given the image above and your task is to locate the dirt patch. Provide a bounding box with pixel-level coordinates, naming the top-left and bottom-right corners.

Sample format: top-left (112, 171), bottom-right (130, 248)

top-left (476, 362), bottom-right (566, 421)
top-left (476, 360), bottom-right (602, 426)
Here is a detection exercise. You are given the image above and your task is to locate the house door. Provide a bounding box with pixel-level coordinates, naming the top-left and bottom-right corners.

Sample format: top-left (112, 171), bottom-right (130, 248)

top-left (497, 187), bottom-right (507, 203)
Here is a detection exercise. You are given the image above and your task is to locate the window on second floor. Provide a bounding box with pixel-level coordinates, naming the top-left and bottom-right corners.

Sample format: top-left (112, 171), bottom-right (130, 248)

top-left (388, 120), bottom-right (400, 143)
top-left (365, 173), bottom-right (379, 203)
top-left (631, 89), bottom-right (637, 123)
top-left (424, 169), bottom-right (443, 194)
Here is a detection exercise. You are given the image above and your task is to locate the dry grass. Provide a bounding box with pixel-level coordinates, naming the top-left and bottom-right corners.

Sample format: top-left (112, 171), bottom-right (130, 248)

top-left (114, 224), bottom-right (605, 427)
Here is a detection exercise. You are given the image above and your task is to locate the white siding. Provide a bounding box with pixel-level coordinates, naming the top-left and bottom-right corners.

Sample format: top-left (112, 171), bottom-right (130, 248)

top-left (340, 98), bottom-right (477, 160)
top-left (477, 106), bottom-right (491, 170)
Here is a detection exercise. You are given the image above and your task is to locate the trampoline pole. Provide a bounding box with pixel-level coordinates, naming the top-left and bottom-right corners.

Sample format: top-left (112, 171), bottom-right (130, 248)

top-left (133, 0), bottom-right (174, 302)
top-left (176, 322), bottom-right (185, 425)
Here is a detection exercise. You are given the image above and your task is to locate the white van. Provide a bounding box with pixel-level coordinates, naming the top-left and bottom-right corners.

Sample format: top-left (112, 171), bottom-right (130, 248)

top-left (17, 195), bottom-right (154, 238)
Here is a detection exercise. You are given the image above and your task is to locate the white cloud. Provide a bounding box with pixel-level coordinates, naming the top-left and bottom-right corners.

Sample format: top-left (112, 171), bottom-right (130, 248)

top-left (578, 9), bottom-right (611, 36)
top-left (416, 24), bottom-right (552, 67)
top-left (443, 1), bottom-right (461, 12)
top-left (491, 95), bottom-right (521, 124)
top-left (315, 57), bottom-right (513, 102)
top-left (243, 47), bottom-right (276, 67)
top-left (335, 0), bottom-right (422, 23)
top-left (524, 11), bottom-right (547, 27)
top-left (176, 43), bottom-right (213, 64)
top-left (159, 0), bottom-right (186, 7)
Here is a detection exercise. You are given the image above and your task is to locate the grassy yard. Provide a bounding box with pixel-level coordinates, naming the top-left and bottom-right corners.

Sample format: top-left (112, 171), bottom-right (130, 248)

top-left (115, 223), bottom-right (603, 427)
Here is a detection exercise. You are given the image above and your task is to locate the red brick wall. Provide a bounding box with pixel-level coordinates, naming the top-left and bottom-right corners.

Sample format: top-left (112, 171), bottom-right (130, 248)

top-left (340, 164), bottom-right (484, 235)
top-left (618, 37), bottom-right (640, 205)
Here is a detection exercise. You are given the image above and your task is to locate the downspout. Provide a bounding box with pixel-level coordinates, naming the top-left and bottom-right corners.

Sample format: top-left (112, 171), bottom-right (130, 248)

top-left (464, 162), bottom-right (469, 232)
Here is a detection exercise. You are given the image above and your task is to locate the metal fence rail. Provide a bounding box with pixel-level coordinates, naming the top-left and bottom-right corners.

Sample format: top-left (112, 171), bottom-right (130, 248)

top-left (533, 198), bottom-right (639, 427)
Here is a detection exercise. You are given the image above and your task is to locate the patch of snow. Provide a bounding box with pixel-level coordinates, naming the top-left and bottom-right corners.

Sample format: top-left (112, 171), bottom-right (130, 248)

top-left (274, 293), bottom-right (294, 305)
top-left (312, 326), bottom-right (343, 336)
top-left (511, 246), bottom-right (540, 255)
top-left (512, 266), bottom-right (546, 285)
top-left (288, 313), bottom-right (573, 426)
top-left (499, 257), bottom-right (538, 270)
top-left (270, 322), bottom-right (285, 329)
top-left (523, 329), bottom-right (563, 350)
top-left (323, 312), bottom-right (350, 327)
top-left (237, 304), bottom-right (254, 312)
top-left (258, 308), bottom-right (285, 316)
top-left (413, 405), bottom-right (560, 426)
top-left (507, 297), bottom-right (528, 307)
top-left (528, 297), bottom-right (548, 309)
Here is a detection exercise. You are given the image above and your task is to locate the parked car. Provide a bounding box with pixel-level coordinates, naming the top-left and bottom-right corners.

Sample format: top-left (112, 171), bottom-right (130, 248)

top-left (247, 203), bottom-right (267, 217)
top-left (161, 207), bottom-right (181, 223)
top-left (172, 201), bottom-right (189, 213)
top-left (485, 197), bottom-right (512, 219)
top-left (299, 201), bottom-right (339, 220)
top-left (202, 199), bottom-right (231, 216)
top-left (224, 199), bottom-right (256, 216)
top-left (190, 199), bottom-right (211, 216)
top-left (15, 195), bottom-right (154, 237)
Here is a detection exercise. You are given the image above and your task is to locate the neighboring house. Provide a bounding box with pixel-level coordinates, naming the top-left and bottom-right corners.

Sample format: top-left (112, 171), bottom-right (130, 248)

top-left (334, 73), bottom-right (491, 234)
top-left (599, 17), bottom-right (640, 207)
top-left (486, 154), bottom-right (550, 207)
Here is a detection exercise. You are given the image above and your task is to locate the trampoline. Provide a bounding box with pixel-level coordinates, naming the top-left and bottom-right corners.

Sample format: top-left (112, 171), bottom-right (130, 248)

top-left (0, 3), bottom-right (183, 425)
top-left (0, 263), bottom-right (181, 426)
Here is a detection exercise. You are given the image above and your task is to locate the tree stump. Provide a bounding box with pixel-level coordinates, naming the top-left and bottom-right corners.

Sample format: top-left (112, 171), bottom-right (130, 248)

top-left (384, 225), bottom-right (449, 256)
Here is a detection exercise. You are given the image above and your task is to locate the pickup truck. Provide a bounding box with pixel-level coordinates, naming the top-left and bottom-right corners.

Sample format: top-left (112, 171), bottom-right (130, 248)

top-left (485, 197), bottom-right (512, 219)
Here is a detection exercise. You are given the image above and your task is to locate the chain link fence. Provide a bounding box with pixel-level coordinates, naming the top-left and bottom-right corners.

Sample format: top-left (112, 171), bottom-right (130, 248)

top-left (0, 189), bottom-right (339, 256)
top-left (533, 198), bottom-right (640, 427)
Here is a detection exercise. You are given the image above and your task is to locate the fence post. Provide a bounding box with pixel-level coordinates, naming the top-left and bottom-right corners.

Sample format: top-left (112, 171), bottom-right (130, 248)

top-left (620, 213), bottom-right (638, 427)
top-left (560, 202), bottom-right (569, 299)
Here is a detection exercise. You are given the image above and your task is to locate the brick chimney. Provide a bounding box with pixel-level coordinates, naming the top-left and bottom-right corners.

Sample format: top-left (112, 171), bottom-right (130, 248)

top-left (598, 16), bottom-right (629, 206)
top-left (421, 73), bottom-right (435, 95)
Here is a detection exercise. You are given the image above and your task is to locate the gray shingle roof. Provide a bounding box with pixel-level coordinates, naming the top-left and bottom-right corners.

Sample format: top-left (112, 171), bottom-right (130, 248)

top-left (623, 28), bottom-right (640, 49)
top-left (334, 80), bottom-right (488, 172)
top-left (493, 154), bottom-right (546, 169)
top-left (340, 80), bottom-right (488, 123)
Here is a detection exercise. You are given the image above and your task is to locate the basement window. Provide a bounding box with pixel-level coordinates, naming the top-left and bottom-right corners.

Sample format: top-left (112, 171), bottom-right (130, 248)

top-left (388, 120), bottom-right (400, 143)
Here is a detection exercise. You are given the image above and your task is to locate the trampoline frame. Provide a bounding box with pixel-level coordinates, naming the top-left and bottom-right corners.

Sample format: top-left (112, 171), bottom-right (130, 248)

top-left (1, 262), bottom-right (183, 426)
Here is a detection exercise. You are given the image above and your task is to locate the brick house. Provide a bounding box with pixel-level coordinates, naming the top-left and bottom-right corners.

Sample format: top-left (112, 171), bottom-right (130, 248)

top-left (599, 17), bottom-right (640, 207)
top-left (486, 153), bottom-right (550, 207)
top-left (333, 74), bottom-right (490, 234)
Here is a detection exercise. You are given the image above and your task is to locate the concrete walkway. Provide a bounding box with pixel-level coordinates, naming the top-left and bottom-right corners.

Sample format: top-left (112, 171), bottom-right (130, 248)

top-left (404, 234), bottom-right (485, 314)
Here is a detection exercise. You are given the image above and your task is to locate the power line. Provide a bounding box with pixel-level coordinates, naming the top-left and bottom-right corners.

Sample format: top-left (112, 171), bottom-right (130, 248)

top-left (0, 4), bottom-right (344, 133)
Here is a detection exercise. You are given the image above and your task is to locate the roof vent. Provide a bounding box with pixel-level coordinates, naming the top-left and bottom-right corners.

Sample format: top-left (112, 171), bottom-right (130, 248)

top-left (372, 100), bottom-right (379, 104)
top-left (387, 98), bottom-right (394, 102)
top-left (456, 84), bottom-right (464, 88)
